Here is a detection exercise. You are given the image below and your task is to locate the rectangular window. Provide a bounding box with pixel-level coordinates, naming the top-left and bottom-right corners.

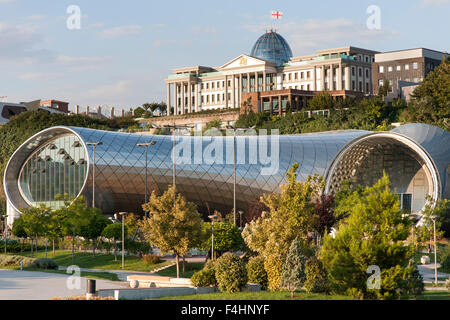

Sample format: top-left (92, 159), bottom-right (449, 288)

top-left (405, 64), bottom-right (409, 70)
top-left (388, 66), bottom-right (393, 72)
top-left (366, 69), bottom-right (369, 77)
top-left (379, 66), bottom-right (384, 73)
top-left (378, 79), bottom-right (384, 86)
top-left (413, 62), bottom-right (419, 69)
top-left (212, 82), bottom-right (215, 90)
top-left (206, 95), bottom-right (209, 103)
top-left (359, 68), bottom-right (362, 77)
top-left (352, 67), bottom-right (355, 76)
top-left (307, 71), bottom-right (311, 79)
top-left (206, 83), bottom-right (209, 90)
top-left (288, 74), bottom-right (292, 81)
top-left (396, 65), bottom-right (401, 71)
top-left (201, 84), bottom-right (204, 90)
top-left (294, 73), bottom-right (298, 80)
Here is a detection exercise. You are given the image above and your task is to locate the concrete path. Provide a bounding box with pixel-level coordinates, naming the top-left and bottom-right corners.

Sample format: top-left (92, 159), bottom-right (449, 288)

top-left (0, 269), bottom-right (128, 300)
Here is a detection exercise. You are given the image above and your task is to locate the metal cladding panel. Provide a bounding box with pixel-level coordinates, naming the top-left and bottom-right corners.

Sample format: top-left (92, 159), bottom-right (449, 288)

top-left (392, 123), bottom-right (450, 198)
top-left (67, 127), bottom-right (369, 214)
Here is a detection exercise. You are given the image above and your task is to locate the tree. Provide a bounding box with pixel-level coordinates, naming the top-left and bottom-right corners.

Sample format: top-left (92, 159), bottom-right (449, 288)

top-left (124, 213), bottom-right (142, 240)
top-left (307, 92), bottom-right (335, 111)
top-left (102, 223), bottom-right (127, 261)
top-left (407, 57), bottom-right (449, 129)
top-left (46, 209), bottom-right (65, 256)
top-left (281, 238), bottom-right (307, 298)
top-left (11, 216), bottom-right (28, 252)
top-left (242, 163), bottom-right (322, 290)
top-left (320, 174), bottom-right (413, 300)
top-left (201, 222), bottom-right (244, 256)
top-left (20, 205), bottom-right (51, 256)
top-left (377, 81), bottom-right (391, 98)
top-left (80, 211), bottom-right (111, 257)
top-left (58, 195), bottom-right (98, 264)
top-left (312, 194), bottom-right (338, 245)
top-left (140, 186), bottom-right (203, 278)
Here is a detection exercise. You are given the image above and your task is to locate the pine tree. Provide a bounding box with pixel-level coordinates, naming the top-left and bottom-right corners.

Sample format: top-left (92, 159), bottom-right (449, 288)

top-left (281, 238), bottom-right (307, 298)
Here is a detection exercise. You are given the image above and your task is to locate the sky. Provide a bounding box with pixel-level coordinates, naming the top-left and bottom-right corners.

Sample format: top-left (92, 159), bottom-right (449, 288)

top-left (0, 0), bottom-right (449, 112)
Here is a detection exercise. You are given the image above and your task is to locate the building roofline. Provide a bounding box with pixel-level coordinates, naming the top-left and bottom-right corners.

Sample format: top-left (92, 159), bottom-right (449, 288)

top-left (376, 47), bottom-right (449, 56)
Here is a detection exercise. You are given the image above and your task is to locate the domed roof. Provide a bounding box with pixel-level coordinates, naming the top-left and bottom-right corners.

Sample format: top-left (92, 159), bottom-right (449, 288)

top-left (250, 30), bottom-right (293, 66)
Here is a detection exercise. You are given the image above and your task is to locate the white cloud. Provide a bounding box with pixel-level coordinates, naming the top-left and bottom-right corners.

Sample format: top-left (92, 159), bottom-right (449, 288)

top-left (418, 0), bottom-right (450, 7)
top-left (18, 72), bottom-right (61, 81)
top-left (24, 15), bottom-right (47, 21)
top-left (98, 25), bottom-right (142, 39)
top-left (0, 22), bottom-right (53, 63)
top-left (56, 55), bottom-right (112, 72)
top-left (190, 26), bottom-right (217, 34)
top-left (246, 18), bottom-right (397, 55)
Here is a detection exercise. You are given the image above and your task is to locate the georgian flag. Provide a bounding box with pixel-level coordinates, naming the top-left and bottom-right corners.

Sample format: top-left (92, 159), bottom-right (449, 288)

top-left (271, 11), bottom-right (283, 20)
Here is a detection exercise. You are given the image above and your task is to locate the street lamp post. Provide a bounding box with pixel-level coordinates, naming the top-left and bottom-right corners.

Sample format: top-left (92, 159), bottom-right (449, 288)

top-left (3, 215), bottom-right (8, 255)
top-left (115, 212), bottom-right (128, 270)
top-left (137, 141), bottom-right (157, 217)
top-left (86, 142), bottom-right (103, 208)
top-left (432, 216), bottom-right (438, 285)
top-left (208, 215), bottom-right (218, 261)
top-left (225, 125), bottom-right (256, 226)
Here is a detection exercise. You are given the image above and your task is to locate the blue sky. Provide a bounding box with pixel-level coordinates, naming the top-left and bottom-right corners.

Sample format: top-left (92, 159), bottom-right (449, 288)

top-left (0, 0), bottom-right (449, 111)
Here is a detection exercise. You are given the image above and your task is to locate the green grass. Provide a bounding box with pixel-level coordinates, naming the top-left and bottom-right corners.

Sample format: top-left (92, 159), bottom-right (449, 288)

top-left (10, 250), bottom-right (172, 272)
top-left (153, 290), bottom-right (450, 301)
top-left (156, 262), bottom-right (204, 278)
top-left (152, 290), bottom-right (354, 300)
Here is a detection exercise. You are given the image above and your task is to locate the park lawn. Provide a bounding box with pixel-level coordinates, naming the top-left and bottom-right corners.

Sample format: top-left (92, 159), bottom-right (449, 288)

top-left (152, 290), bottom-right (354, 300)
top-left (156, 262), bottom-right (204, 278)
top-left (0, 265), bottom-right (120, 281)
top-left (12, 250), bottom-right (172, 272)
top-left (154, 290), bottom-right (450, 301)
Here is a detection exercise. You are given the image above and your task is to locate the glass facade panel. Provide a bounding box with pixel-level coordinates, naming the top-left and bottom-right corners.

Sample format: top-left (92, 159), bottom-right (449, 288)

top-left (18, 134), bottom-right (88, 208)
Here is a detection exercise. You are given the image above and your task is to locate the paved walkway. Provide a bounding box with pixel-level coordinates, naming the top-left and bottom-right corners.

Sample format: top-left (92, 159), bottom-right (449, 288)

top-left (0, 269), bottom-right (128, 300)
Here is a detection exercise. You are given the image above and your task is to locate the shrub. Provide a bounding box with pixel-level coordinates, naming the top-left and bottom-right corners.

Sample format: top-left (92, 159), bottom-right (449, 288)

top-left (0, 254), bottom-right (35, 267)
top-left (142, 254), bottom-right (161, 265)
top-left (264, 253), bottom-right (284, 291)
top-left (126, 240), bottom-right (151, 255)
top-left (400, 264), bottom-right (424, 297)
top-left (191, 268), bottom-right (216, 287)
top-left (31, 258), bottom-right (59, 270)
top-left (445, 279), bottom-right (450, 291)
top-left (304, 258), bottom-right (329, 294)
top-left (247, 256), bottom-right (268, 290)
top-left (281, 239), bottom-right (307, 298)
top-left (439, 245), bottom-right (450, 272)
top-left (215, 252), bottom-right (248, 293)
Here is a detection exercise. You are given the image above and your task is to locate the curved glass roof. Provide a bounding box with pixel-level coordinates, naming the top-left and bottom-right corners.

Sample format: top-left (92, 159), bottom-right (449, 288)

top-left (250, 30), bottom-right (293, 66)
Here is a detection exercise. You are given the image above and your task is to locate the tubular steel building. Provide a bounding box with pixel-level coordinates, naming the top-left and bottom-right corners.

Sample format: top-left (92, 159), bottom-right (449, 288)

top-left (4, 123), bottom-right (450, 226)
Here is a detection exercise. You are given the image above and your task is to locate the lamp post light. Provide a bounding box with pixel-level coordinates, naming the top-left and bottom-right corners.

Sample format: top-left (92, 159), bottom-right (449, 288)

top-left (432, 216), bottom-right (438, 285)
top-left (208, 215), bottom-right (218, 261)
top-left (239, 210), bottom-right (244, 230)
top-left (137, 141), bottom-right (157, 217)
top-left (225, 125), bottom-right (256, 226)
top-left (86, 141), bottom-right (103, 208)
top-left (2, 214), bottom-right (8, 255)
top-left (115, 212), bottom-right (128, 270)
top-left (162, 124), bottom-right (194, 206)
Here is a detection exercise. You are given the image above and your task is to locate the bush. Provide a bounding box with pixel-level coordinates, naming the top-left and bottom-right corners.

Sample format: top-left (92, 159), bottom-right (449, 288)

top-left (264, 253), bottom-right (284, 291)
top-left (0, 254), bottom-right (35, 267)
top-left (400, 264), bottom-right (424, 297)
top-left (31, 258), bottom-right (59, 270)
top-left (125, 239), bottom-right (151, 255)
top-left (191, 268), bottom-right (216, 287)
top-left (445, 279), bottom-right (450, 291)
top-left (142, 254), bottom-right (161, 265)
top-left (247, 256), bottom-right (268, 290)
top-left (304, 258), bottom-right (329, 294)
top-left (439, 245), bottom-right (450, 272)
top-left (215, 252), bottom-right (248, 293)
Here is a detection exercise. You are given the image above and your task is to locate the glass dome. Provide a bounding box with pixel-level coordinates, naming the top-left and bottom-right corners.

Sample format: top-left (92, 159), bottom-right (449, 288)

top-left (250, 30), bottom-right (293, 66)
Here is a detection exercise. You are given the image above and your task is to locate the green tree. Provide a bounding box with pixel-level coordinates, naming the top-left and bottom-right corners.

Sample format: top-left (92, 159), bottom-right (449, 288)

top-left (20, 205), bottom-right (50, 257)
top-left (58, 196), bottom-right (98, 264)
top-left (320, 174), bottom-right (413, 300)
top-left (80, 211), bottom-right (111, 257)
top-left (403, 57), bottom-right (449, 129)
top-left (307, 92), bottom-right (335, 111)
top-left (281, 238), bottom-right (307, 298)
top-left (242, 164), bottom-right (322, 290)
top-left (140, 186), bottom-right (203, 278)
top-left (11, 216), bottom-right (28, 252)
top-left (201, 222), bottom-right (244, 256)
top-left (102, 223), bottom-right (127, 261)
